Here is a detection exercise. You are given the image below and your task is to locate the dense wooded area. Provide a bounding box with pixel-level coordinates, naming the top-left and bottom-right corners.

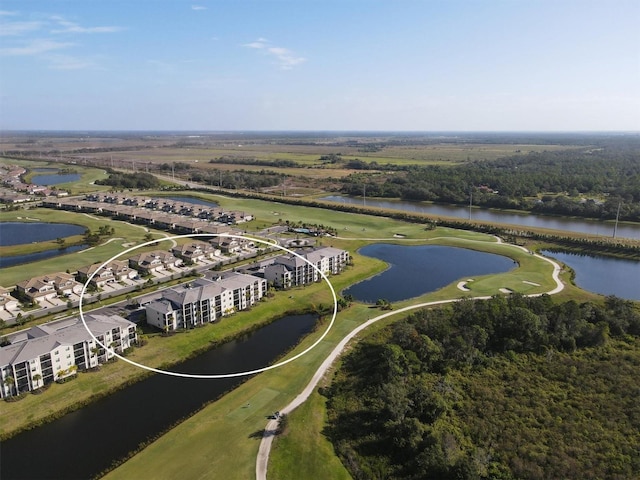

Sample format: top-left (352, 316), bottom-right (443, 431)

top-left (340, 143), bottom-right (640, 221)
top-left (325, 295), bottom-right (640, 479)
top-left (188, 169), bottom-right (282, 190)
top-left (95, 171), bottom-right (161, 189)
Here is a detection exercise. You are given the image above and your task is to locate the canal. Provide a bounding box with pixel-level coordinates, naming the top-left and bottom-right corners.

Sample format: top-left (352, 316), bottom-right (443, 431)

top-left (322, 195), bottom-right (640, 240)
top-left (0, 314), bottom-right (317, 480)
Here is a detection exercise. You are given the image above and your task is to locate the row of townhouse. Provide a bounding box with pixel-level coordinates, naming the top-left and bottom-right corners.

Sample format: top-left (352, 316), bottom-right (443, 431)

top-left (263, 247), bottom-right (350, 288)
top-left (42, 194), bottom-right (253, 227)
top-left (15, 272), bottom-right (84, 303)
top-left (7, 239), bottom-right (250, 306)
top-left (0, 314), bottom-right (137, 398)
top-left (145, 273), bottom-right (267, 331)
top-left (76, 259), bottom-right (138, 287)
top-left (0, 287), bottom-right (20, 311)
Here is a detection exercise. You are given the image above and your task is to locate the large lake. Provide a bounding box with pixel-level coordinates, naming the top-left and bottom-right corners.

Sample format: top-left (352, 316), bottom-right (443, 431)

top-left (344, 244), bottom-right (515, 303)
top-left (322, 195), bottom-right (640, 240)
top-left (543, 251), bottom-right (640, 301)
top-left (0, 313), bottom-right (317, 480)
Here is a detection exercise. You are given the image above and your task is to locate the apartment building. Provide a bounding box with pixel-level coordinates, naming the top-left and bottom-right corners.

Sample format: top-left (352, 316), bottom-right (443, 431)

top-left (0, 314), bottom-right (137, 398)
top-left (264, 247), bottom-right (350, 288)
top-left (145, 273), bottom-right (267, 331)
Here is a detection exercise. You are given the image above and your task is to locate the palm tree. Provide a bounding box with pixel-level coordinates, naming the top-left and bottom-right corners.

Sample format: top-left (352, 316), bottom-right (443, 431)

top-left (32, 373), bottom-right (42, 389)
top-left (3, 376), bottom-right (15, 398)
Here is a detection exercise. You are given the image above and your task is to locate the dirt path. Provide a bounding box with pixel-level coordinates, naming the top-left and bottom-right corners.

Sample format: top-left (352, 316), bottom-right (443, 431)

top-left (255, 253), bottom-right (564, 480)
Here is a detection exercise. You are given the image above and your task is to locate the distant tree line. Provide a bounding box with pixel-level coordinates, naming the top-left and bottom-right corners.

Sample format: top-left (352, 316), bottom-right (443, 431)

top-left (340, 146), bottom-right (640, 221)
top-left (326, 294), bottom-right (640, 479)
top-left (208, 157), bottom-right (300, 168)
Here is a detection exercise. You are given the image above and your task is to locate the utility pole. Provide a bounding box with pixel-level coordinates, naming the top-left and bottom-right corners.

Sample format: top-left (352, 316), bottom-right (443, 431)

top-left (363, 184), bottom-right (366, 206)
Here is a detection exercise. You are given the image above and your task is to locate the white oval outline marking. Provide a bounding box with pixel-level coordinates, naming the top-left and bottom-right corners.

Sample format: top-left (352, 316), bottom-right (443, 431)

top-left (79, 233), bottom-right (338, 379)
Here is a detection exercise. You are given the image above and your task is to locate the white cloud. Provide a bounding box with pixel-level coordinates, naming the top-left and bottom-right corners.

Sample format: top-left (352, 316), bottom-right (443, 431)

top-left (46, 53), bottom-right (96, 70)
top-left (267, 46), bottom-right (306, 69)
top-left (243, 38), bottom-right (306, 70)
top-left (0, 10), bottom-right (18, 16)
top-left (0, 20), bottom-right (44, 36)
top-left (0, 38), bottom-right (74, 56)
top-left (191, 5), bottom-right (207, 11)
top-left (244, 41), bottom-right (266, 49)
top-left (50, 15), bottom-right (122, 34)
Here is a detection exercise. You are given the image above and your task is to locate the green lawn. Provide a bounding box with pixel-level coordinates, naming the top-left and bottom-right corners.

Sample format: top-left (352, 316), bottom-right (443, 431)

top-left (268, 389), bottom-right (352, 480)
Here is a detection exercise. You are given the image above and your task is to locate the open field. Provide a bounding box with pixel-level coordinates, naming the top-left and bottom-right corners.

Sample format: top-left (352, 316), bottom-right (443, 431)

top-left (1, 133), bottom-right (583, 174)
top-left (72, 142), bottom-right (580, 168)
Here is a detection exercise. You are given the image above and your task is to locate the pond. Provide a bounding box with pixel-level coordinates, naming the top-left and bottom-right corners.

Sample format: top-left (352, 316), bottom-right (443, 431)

top-left (0, 313), bottom-right (317, 480)
top-left (344, 244), bottom-right (515, 303)
top-left (30, 168), bottom-right (81, 186)
top-left (321, 195), bottom-right (640, 240)
top-left (543, 250), bottom-right (640, 301)
top-left (0, 244), bottom-right (88, 268)
top-left (0, 222), bottom-right (86, 246)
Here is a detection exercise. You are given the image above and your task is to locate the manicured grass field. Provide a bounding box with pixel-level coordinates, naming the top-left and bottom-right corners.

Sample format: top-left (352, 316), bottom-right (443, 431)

top-left (268, 388), bottom-right (352, 480)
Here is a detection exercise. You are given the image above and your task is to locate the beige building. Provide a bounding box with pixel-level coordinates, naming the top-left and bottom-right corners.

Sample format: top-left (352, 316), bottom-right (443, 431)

top-left (145, 273), bottom-right (267, 331)
top-left (16, 272), bottom-right (83, 302)
top-left (0, 314), bottom-right (137, 398)
top-left (128, 250), bottom-right (183, 273)
top-left (264, 247), bottom-right (350, 288)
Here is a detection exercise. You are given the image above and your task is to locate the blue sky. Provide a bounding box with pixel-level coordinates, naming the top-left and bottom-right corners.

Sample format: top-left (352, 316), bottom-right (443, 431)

top-left (1, 0), bottom-right (638, 131)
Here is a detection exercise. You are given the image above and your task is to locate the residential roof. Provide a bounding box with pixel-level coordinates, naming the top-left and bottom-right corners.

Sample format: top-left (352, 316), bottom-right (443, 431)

top-left (0, 314), bottom-right (135, 367)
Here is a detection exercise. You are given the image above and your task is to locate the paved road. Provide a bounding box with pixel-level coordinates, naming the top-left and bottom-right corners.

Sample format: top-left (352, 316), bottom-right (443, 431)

top-left (255, 249), bottom-right (564, 480)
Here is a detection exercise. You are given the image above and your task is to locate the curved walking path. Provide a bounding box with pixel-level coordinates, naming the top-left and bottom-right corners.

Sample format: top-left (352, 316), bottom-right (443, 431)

top-left (256, 250), bottom-right (564, 479)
